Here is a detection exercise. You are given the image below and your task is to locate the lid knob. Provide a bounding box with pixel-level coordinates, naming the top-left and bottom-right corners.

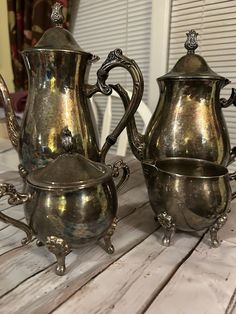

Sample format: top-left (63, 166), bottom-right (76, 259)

top-left (184, 30), bottom-right (198, 54)
top-left (51, 2), bottom-right (64, 27)
top-left (61, 127), bottom-right (73, 152)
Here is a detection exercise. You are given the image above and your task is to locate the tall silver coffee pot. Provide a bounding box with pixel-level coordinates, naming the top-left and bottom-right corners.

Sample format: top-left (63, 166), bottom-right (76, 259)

top-left (120, 30), bottom-right (236, 166)
top-left (0, 2), bottom-right (143, 172)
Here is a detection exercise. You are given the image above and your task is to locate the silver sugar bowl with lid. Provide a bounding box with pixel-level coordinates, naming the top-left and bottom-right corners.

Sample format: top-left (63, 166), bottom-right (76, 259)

top-left (0, 129), bottom-right (129, 275)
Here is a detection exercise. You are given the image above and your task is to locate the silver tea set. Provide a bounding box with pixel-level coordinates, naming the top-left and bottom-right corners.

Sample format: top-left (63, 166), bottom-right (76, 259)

top-left (0, 3), bottom-right (236, 275)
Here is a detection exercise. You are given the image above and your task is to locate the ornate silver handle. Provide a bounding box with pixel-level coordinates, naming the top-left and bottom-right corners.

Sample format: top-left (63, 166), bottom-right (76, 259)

top-left (220, 83), bottom-right (236, 164)
top-left (220, 88), bottom-right (236, 108)
top-left (0, 74), bottom-right (20, 150)
top-left (228, 172), bottom-right (236, 200)
top-left (85, 48), bottom-right (144, 163)
top-left (0, 183), bottom-right (33, 244)
top-left (110, 160), bottom-right (130, 192)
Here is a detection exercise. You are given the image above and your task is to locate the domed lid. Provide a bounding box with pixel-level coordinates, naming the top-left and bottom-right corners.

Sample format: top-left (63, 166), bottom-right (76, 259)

top-left (27, 128), bottom-right (112, 190)
top-left (23, 2), bottom-right (91, 55)
top-left (159, 30), bottom-right (225, 80)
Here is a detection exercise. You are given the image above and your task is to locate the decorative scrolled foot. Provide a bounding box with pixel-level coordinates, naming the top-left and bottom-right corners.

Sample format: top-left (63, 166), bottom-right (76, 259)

top-left (162, 231), bottom-right (174, 247)
top-left (157, 211), bottom-right (176, 247)
top-left (36, 239), bottom-right (44, 247)
top-left (210, 234), bottom-right (220, 248)
top-left (46, 236), bottom-right (70, 276)
top-left (103, 236), bottom-right (114, 254)
top-left (55, 264), bottom-right (66, 276)
top-left (101, 217), bottom-right (117, 254)
top-left (210, 213), bottom-right (228, 248)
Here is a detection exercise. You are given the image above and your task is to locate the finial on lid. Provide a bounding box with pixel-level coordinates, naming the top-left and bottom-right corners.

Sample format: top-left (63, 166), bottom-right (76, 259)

top-left (51, 2), bottom-right (64, 27)
top-left (61, 127), bottom-right (73, 152)
top-left (184, 30), bottom-right (198, 54)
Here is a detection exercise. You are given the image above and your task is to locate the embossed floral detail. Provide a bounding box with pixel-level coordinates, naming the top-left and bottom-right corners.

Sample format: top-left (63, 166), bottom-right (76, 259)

top-left (96, 48), bottom-right (138, 95)
top-left (5, 111), bottom-right (20, 149)
top-left (110, 160), bottom-right (128, 178)
top-left (185, 30), bottom-right (198, 54)
top-left (46, 236), bottom-right (70, 275)
top-left (106, 217), bottom-right (118, 237)
top-left (51, 2), bottom-right (64, 26)
top-left (0, 183), bottom-right (29, 205)
top-left (210, 213), bottom-right (228, 248)
top-left (157, 211), bottom-right (175, 229)
top-left (46, 236), bottom-right (70, 255)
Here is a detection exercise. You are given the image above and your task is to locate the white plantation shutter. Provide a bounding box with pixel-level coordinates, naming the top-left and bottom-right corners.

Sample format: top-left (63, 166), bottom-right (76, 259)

top-left (168, 0), bottom-right (236, 169)
top-left (72, 0), bottom-right (152, 152)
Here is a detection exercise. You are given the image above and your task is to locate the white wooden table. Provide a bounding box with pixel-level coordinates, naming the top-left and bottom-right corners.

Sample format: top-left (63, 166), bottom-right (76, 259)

top-left (0, 139), bottom-right (236, 314)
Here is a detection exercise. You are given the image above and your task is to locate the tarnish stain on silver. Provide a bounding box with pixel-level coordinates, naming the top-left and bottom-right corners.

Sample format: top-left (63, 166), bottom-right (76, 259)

top-left (0, 129), bottom-right (130, 275)
top-left (0, 2), bottom-right (143, 172)
top-left (142, 158), bottom-right (236, 246)
top-left (122, 29), bottom-right (236, 166)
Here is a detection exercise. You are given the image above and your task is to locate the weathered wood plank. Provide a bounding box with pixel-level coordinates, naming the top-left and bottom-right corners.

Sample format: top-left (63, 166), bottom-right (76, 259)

top-left (0, 203), bottom-right (157, 313)
top-left (0, 219), bottom-right (29, 255)
top-left (53, 231), bottom-right (202, 314)
top-left (0, 171), bottom-right (22, 182)
top-left (0, 243), bottom-right (56, 296)
top-left (0, 139), bottom-right (13, 153)
top-left (0, 204), bottom-right (24, 219)
top-left (0, 204), bottom-right (25, 230)
top-left (0, 147), bottom-right (19, 171)
top-left (0, 162), bottom-right (18, 173)
top-left (226, 288), bottom-right (236, 314)
top-left (145, 203), bottom-right (236, 314)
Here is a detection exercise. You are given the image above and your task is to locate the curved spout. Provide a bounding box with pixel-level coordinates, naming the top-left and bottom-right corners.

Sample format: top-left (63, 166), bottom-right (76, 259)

top-left (0, 74), bottom-right (20, 150)
top-left (110, 84), bottom-right (145, 161)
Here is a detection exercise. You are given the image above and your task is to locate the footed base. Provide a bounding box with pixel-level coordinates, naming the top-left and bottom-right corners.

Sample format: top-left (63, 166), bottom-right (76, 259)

top-left (154, 212), bottom-right (228, 248)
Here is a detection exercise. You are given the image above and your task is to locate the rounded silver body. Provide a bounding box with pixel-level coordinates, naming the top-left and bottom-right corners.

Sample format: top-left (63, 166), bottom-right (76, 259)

top-left (143, 158), bottom-right (232, 232)
top-left (24, 178), bottom-right (117, 247)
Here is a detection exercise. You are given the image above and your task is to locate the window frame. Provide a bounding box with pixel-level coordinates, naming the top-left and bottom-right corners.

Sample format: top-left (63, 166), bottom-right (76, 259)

top-left (148, 0), bottom-right (171, 111)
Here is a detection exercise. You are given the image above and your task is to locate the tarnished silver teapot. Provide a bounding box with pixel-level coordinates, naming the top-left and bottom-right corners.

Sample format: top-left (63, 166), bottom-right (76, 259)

top-left (0, 2), bottom-right (143, 172)
top-left (0, 128), bottom-right (129, 275)
top-left (120, 30), bottom-right (236, 166)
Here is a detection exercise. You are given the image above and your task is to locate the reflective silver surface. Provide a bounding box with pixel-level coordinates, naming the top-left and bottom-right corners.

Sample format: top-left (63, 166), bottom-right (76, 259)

top-left (142, 158), bottom-right (235, 246)
top-left (24, 176), bottom-right (117, 246)
top-left (0, 3), bottom-right (144, 172)
top-left (144, 78), bottom-right (231, 165)
top-left (0, 132), bottom-right (130, 275)
top-left (20, 50), bottom-right (100, 170)
top-left (122, 30), bottom-right (236, 166)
